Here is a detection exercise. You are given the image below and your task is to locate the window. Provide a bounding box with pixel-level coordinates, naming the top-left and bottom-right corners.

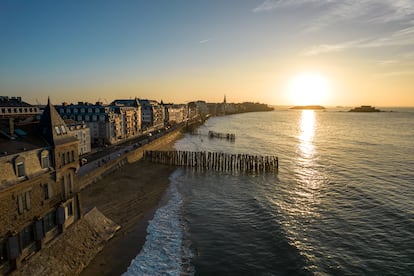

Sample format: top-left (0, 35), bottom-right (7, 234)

top-left (55, 126), bottom-right (61, 135)
top-left (0, 241), bottom-right (8, 265)
top-left (43, 183), bottom-right (52, 200)
top-left (67, 202), bottom-right (73, 217)
top-left (16, 162), bottom-right (25, 177)
top-left (17, 190), bottom-right (31, 214)
top-left (20, 224), bottom-right (35, 249)
top-left (25, 191), bottom-right (31, 210)
top-left (41, 155), bottom-right (49, 169)
top-left (17, 194), bottom-right (24, 214)
top-left (43, 211), bottom-right (56, 233)
top-left (62, 176), bottom-right (67, 198)
top-left (60, 125), bottom-right (67, 134)
top-left (68, 172), bottom-right (74, 195)
top-left (71, 150), bottom-right (75, 162)
top-left (81, 108), bottom-right (85, 113)
top-left (74, 108), bottom-right (78, 114)
top-left (66, 152), bottom-right (70, 164)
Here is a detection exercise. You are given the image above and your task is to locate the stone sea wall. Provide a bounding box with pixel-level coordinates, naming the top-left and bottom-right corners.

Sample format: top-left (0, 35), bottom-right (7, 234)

top-left (78, 127), bottom-right (183, 191)
top-left (11, 208), bottom-right (120, 276)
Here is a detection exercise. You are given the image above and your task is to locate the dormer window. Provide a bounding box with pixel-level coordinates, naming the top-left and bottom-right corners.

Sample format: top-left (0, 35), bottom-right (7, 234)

top-left (15, 156), bottom-right (26, 178)
top-left (16, 162), bottom-right (25, 177)
top-left (41, 150), bottom-right (50, 169)
top-left (60, 125), bottom-right (67, 134)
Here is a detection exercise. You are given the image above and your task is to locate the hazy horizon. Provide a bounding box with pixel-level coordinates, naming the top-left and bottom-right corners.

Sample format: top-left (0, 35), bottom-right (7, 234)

top-left (1, 0), bottom-right (414, 107)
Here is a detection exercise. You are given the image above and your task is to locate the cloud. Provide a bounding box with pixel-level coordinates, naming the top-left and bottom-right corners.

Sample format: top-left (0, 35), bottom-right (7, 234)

top-left (303, 25), bottom-right (414, 55)
top-left (376, 59), bottom-right (399, 66)
top-left (253, 0), bottom-right (414, 24)
top-left (372, 71), bottom-right (414, 79)
top-left (252, 0), bottom-right (324, 12)
top-left (199, 39), bottom-right (212, 44)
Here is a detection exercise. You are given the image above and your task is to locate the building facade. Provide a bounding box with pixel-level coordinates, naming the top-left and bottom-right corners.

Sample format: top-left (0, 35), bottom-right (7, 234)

top-left (165, 104), bottom-right (186, 125)
top-left (0, 96), bottom-right (41, 118)
top-left (66, 121), bottom-right (91, 156)
top-left (0, 99), bottom-right (81, 274)
top-left (137, 99), bottom-right (165, 131)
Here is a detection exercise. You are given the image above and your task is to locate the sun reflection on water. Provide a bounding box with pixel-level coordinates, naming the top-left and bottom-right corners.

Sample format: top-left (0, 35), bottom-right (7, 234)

top-left (299, 110), bottom-right (315, 159)
top-left (292, 110), bottom-right (324, 218)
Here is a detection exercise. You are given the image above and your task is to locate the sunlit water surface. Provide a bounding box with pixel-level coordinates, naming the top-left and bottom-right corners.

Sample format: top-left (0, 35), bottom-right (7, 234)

top-left (125, 109), bottom-right (414, 276)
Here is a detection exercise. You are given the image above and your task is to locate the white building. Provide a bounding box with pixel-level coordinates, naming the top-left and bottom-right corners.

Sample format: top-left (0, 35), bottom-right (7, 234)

top-left (66, 121), bottom-right (91, 155)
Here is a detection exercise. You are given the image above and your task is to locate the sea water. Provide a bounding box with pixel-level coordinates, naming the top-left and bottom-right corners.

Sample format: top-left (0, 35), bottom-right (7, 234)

top-left (124, 108), bottom-right (414, 275)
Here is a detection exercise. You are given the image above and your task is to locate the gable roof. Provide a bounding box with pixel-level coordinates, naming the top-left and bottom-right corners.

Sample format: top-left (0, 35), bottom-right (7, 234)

top-left (39, 98), bottom-right (78, 146)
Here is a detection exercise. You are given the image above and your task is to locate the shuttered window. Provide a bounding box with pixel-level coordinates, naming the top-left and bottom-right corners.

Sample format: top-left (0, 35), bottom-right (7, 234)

top-left (20, 224), bottom-right (35, 249)
top-left (43, 211), bottom-right (56, 233)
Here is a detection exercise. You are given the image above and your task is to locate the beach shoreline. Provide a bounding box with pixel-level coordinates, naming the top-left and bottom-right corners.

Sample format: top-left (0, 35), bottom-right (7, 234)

top-left (79, 134), bottom-right (181, 275)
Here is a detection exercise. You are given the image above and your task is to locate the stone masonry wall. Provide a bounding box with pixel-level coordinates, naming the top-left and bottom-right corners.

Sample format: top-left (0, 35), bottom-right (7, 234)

top-left (11, 207), bottom-right (120, 276)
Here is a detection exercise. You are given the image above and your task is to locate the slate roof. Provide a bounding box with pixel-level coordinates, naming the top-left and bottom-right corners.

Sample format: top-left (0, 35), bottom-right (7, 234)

top-left (39, 98), bottom-right (78, 146)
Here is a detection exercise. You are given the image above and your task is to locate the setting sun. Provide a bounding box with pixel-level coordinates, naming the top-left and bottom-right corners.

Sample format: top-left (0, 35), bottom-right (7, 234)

top-left (288, 72), bottom-right (330, 106)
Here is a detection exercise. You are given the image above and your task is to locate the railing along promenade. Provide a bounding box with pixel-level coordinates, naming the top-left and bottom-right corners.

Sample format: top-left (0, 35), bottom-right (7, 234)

top-left (144, 150), bottom-right (278, 173)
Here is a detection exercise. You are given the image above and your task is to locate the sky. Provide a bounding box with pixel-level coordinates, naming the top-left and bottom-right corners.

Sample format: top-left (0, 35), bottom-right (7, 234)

top-left (1, 0), bottom-right (413, 106)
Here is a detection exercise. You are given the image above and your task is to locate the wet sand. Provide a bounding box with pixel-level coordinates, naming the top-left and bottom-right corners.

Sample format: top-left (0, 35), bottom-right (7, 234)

top-left (80, 137), bottom-right (180, 275)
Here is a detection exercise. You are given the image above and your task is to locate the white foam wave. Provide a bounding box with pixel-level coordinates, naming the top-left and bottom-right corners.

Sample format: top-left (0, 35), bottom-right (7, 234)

top-left (123, 170), bottom-right (193, 276)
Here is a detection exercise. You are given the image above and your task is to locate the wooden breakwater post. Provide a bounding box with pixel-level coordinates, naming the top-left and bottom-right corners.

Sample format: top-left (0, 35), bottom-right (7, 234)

top-left (143, 150), bottom-right (278, 173)
top-left (208, 131), bottom-right (236, 141)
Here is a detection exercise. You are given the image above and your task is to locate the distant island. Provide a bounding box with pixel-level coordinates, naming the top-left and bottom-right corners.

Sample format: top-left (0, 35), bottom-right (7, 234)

top-left (290, 105), bottom-right (325, 110)
top-left (349, 105), bottom-right (381, 112)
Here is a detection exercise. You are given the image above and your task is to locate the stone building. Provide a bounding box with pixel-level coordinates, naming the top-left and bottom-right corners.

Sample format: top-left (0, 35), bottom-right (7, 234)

top-left (56, 102), bottom-right (122, 146)
top-left (137, 99), bottom-right (165, 130)
top-left (0, 99), bottom-right (81, 274)
top-left (66, 121), bottom-right (92, 156)
top-left (0, 96), bottom-right (41, 118)
top-left (111, 99), bottom-right (142, 139)
top-left (164, 104), bottom-right (186, 125)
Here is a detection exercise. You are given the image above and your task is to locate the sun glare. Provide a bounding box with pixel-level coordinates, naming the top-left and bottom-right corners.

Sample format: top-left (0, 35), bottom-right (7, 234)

top-left (288, 72), bottom-right (330, 106)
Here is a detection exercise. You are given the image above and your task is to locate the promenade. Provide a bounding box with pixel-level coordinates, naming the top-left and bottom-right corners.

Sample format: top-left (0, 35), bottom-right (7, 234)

top-left (77, 123), bottom-right (184, 177)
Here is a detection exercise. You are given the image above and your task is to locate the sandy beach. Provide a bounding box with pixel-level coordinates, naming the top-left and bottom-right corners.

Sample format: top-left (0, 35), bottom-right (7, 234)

top-left (80, 136), bottom-right (181, 275)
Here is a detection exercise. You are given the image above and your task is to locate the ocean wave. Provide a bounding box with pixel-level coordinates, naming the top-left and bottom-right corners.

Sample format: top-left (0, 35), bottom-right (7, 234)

top-left (123, 170), bottom-right (194, 276)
